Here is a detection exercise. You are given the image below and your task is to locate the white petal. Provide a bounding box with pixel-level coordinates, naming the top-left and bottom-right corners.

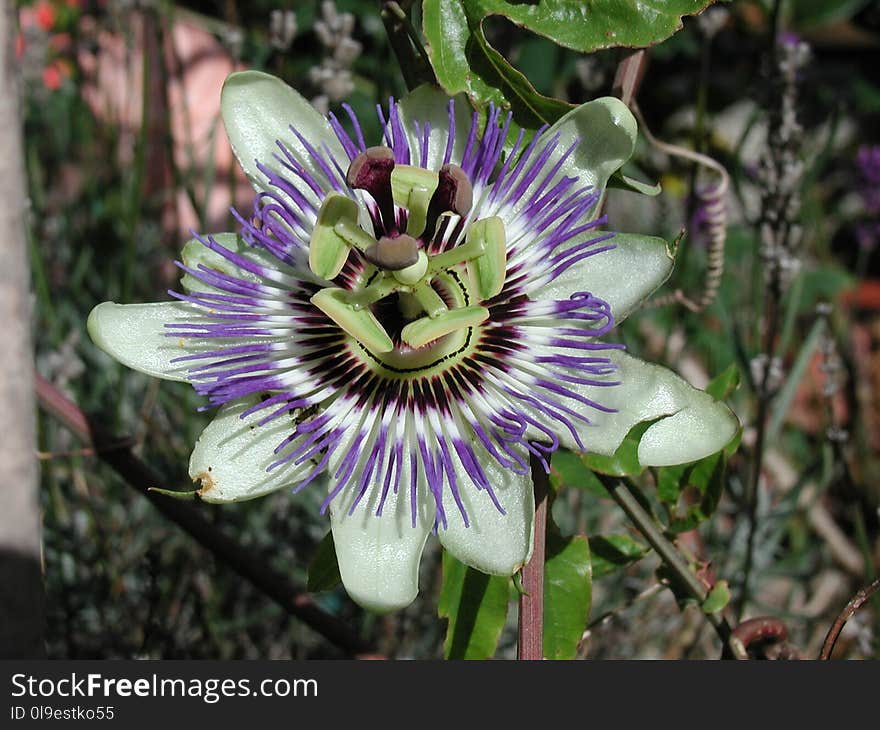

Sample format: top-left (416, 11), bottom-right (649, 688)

top-left (493, 96), bottom-right (637, 226)
top-left (519, 351), bottom-right (737, 465)
top-left (395, 84), bottom-right (473, 171)
top-left (438, 451), bottom-right (534, 576)
top-left (328, 428), bottom-right (435, 613)
top-left (87, 301), bottom-right (201, 382)
top-left (544, 96), bottom-right (637, 194)
top-left (576, 352), bottom-right (738, 464)
top-left (190, 398), bottom-right (313, 503)
top-left (636, 393), bottom-right (739, 467)
top-left (532, 233), bottom-right (674, 323)
top-left (180, 232), bottom-right (280, 293)
top-left (221, 71), bottom-right (346, 199)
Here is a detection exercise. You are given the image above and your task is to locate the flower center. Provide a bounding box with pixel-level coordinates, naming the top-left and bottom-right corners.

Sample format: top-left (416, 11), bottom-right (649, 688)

top-left (308, 147), bottom-right (507, 373)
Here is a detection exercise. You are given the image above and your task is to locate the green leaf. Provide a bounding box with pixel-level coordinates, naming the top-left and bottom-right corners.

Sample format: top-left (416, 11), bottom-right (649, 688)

top-left (307, 532), bottom-right (341, 593)
top-left (652, 364), bottom-right (741, 516)
top-left (423, 0), bottom-right (572, 131)
top-left (438, 551), bottom-right (510, 659)
top-left (588, 534), bottom-right (649, 578)
top-left (580, 421), bottom-right (651, 477)
top-left (656, 463), bottom-right (688, 505)
top-left (705, 363), bottom-right (740, 401)
top-left (701, 579), bottom-right (731, 614)
top-left (550, 449), bottom-right (610, 498)
top-left (423, 0), bottom-right (716, 126)
top-left (665, 452), bottom-right (728, 534)
top-left (767, 318), bottom-right (824, 442)
top-left (789, 0), bottom-right (873, 29)
top-left (543, 532), bottom-right (592, 660)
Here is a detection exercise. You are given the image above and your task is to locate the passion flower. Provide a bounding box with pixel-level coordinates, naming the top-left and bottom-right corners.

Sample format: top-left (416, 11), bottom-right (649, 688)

top-left (88, 72), bottom-right (737, 611)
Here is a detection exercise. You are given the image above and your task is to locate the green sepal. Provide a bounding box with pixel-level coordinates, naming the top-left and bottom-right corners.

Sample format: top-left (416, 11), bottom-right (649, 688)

top-left (147, 487), bottom-right (199, 500)
top-left (609, 170), bottom-right (662, 197)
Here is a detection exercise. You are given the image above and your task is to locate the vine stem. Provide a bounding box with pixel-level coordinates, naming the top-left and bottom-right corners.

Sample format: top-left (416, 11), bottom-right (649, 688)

top-left (380, 1), bottom-right (436, 91)
top-left (518, 456), bottom-right (549, 660)
top-left (819, 577), bottom-right (880, 659)
top-left (594, 473), bottom-right (747, 660)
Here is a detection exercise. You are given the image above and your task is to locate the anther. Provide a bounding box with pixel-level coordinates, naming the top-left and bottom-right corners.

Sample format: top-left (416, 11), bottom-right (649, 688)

top-left (400, 305), bottom-right (489, 349)
top-left (364, 234), bottom-right (421, 271)
top-left (309, 194), bottom-right (362, 280)
top-left (438, 164), bottom-right (473, 217)
top-left (424, 164), bottom-right (473, 240)
top-left (346, 146), bottom-right (396, 235)
top-left (346, 146), bottom-right (395, 189)
top-left (389, 165), bottom-right (440, 237)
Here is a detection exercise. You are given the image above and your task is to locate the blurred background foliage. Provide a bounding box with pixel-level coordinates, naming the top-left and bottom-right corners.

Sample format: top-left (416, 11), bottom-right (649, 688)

top-left (22, 0), bottom-right (880, 658)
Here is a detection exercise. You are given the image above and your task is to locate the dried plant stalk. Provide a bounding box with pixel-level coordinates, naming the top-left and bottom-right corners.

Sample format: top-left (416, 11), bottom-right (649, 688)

top-left (0, 0), bottom-right (45, 658)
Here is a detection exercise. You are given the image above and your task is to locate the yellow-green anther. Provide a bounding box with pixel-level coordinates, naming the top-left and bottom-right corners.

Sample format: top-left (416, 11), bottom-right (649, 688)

top-left (333, 219), bottom-right (376, 253)
top-left (412, 280), bottom-right (448, 319)
top-left (311, 287), bottom-right (394, 353)
top-left (392, 251), bottom-right (428, 286)
top-left (390, 165), bottom-right (439, 237)
top-left (401, 305), bottom-right (489, 349)
top-left (309, 194), bottom-right (362, 280)
top-left (465, 216), bottom-right (507, 300)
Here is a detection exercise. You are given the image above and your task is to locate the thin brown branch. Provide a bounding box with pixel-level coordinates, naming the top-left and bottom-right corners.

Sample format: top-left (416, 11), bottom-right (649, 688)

top-left (518, 456), bottom-right (549, 660)
top-left (819, 577), bottom-right (880, 660)
top-left (34, 372), bottom-right (382, 659)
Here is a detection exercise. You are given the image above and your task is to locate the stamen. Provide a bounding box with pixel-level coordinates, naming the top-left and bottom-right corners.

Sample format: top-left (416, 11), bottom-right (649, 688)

top-left (309, 194), bottom-right (361, 280)
top-left (346, 146), bottom-right (396, 233)
top-left (401, 305), bottom-right (489, 349)
top-left (412, 280), bottom-right (448, 318)
top-left (311, 287), bottom-right (394, 353)
top-left (424, 163), bottom-right (473, 238)
top-left (333, 218), bottom-right (376, 252)
top-left (465, 216), bottom-right (507, 300)
top-left (364, 234), bottom-right (421, 271)
top-left (427, 230), bottom-right (487, 272)
top-left (347, 275), bottom-right (399, 310)
top-left (389, 165), bottom-right (440, 237)
top-left (438, 164), bottom-right (473, 216)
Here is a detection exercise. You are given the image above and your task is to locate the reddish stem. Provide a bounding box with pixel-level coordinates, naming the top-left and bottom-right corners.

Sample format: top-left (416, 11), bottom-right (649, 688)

top-left (518, 456), bottom-right (549, 660)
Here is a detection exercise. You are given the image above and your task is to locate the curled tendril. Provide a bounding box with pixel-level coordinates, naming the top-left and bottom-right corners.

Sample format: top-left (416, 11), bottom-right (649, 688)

top-left (633, 102), bottom-right (729, 314)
